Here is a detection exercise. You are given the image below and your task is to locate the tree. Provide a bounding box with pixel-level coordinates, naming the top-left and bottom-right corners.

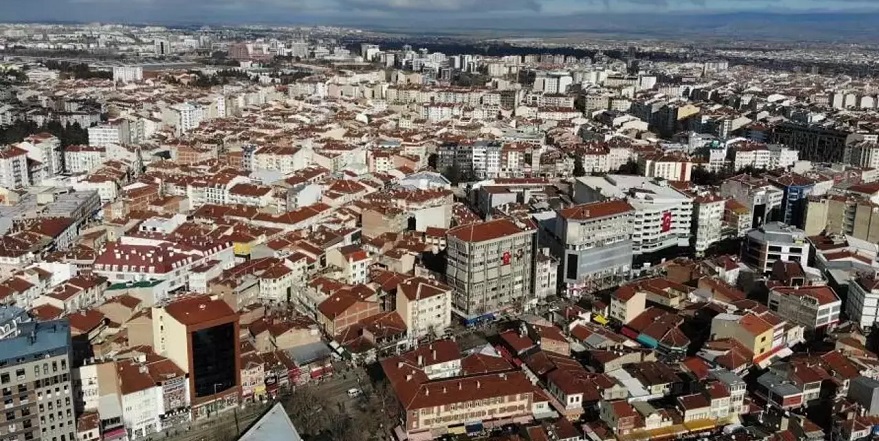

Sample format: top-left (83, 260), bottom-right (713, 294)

top-left (442, 164), bottom-right (463, 186)
top-left (573, 155), bottom-right (586, 177)
top-left (281, 386), bottom-right (333, 437)
top-left (427, 153), bottom-right (438, 169)
top-left (616, 159), bottom-right (642, 175)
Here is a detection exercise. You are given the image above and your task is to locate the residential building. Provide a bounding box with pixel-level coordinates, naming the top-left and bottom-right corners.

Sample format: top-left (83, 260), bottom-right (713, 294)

top-left (768, 285), bottom-right (841, 332)
top-left (846, 274), bottom-right (879, 331)
top-left (741, 222), bottom-right (810, 274)
top-left (0, 146), bottom-right (29, 189)
top-left (17, 133), bottom-right (63, 183)
top-left (446, 219), bottom-right (535, 320)
top-left (0, 320), bottom-right (75, 441)
top-left (768, 173), bottom-right (816, 228)
top-left (112, 66), bottom-right (143, 83)
top-left (64, 145), bottom-right (105, 174)
top-left (609, 284), bottom-right (646, 325)
top-left (721, 174), bottom-right (784, 229)
top-left (692, 193), bottom-right (725, 256)
top-left (87, 119), bottom-right (130, 147)
top-left (395, 277), bottom-right (453, 339)
top-left (804, 194), bottom-right (879, 242)
top-left (574, 175), bottom-right (693, 258)
top-left (639, 153), bottom-right (695, 181)
top-left (555, 200), bottom-right (634, 297)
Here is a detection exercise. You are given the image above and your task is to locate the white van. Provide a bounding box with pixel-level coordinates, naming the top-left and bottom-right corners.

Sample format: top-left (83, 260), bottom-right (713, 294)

top-left (347, 388), bottom-right (363, 398)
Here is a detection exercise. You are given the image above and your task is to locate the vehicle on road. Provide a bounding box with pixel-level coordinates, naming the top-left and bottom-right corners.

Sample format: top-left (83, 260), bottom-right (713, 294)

top-left (347, 388), bottom-right (363, 398)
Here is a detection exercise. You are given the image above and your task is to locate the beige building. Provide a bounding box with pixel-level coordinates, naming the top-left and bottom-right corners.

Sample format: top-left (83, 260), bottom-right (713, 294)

top-left (804, 195), bottom-right (879, 242)
top-left (446, 219), bottom-right (535, 319)
top-left (395, 277), bottom-right (453, 339)
top-left (609, 284), bottom-right (646, 325)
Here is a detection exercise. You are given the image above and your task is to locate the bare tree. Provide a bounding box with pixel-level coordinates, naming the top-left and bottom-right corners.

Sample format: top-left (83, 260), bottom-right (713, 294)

top-left (282, 386), bottom-right (333, 437)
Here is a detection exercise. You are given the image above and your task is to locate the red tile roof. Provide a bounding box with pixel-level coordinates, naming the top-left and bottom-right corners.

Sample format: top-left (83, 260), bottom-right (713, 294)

top-left (164, 295), bottom-right (237, 327)
top-left (447, 218), bottom-right (528, 243)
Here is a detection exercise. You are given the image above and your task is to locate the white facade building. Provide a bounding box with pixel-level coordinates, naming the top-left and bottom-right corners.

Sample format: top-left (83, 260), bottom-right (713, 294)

top-left (692, 194), bottom-right (725, 255)
top-left (0, 146), bottom-right (29, 189)
top-left (113, 66), bottom-right (144, 83)
top-left (574, 175), bottom-right (693, 256)
top-left (741, 222), bottom-right (810, 274)
top-left (846, 275), bottom-right (879, 330)
top-left (65, 146), bottom-right (106, 174)
top-left (88, 120), bottom-right (130, 147)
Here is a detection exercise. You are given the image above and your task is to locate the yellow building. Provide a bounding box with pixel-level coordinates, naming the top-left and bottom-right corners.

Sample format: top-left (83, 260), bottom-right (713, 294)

top-left (710, 312), bottom-right (774, 359)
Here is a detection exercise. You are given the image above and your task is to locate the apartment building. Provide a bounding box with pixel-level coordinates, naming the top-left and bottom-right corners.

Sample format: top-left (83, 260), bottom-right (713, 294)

top-left (446, 219), bottom-right (535, 319)
top-left (555, 200), bottom-right (634, 297)
top-left (112, 66), bottom-right (143, 83)
top-left (0, 146), bottom-right (29, 189)
top-left (87, 119), bottom-right (130, 147)
top-left (846, 274), bottom-right (879, 331)
top-left (574, 175), bottom-right (692, 257)
top-left (768, 173), bottom-right (816, 227)
top-left (729, 144), bottom-right (771, 171)
top-left (721, 174), bottom-right (784, 229)
top-left (768, 285), bottom-right (841, 331)
top-left (0, 320), bottom-right (75, 441)
top-left (17, 133), bottom-right (63, 184)
top-left (395, 277), bottom-right (453, 339)
top-left (741, 222), bottom-right (810, 274)
top-left (436, 141), bottom-right (502, 180)
top-left (64, 145), bottom-right (105, 174)
top-left (803, 195), bottom-right (879, 242)
top-left (692, 194), bottom-right (725, 255)
top-left (639, 153), bottom-right (695, 181)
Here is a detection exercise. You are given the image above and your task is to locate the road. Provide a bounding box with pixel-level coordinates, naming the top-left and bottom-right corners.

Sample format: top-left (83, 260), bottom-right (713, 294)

top-left (152, 402), bottom-right (270, 441)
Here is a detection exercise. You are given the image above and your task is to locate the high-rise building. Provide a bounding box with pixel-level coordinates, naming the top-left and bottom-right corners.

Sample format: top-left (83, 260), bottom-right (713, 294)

top-left (741, 222), bottom-right (810, 274)
top-left (152, 296), bottom-right (240, 419)
top-left (0, 319), bottom-right (75, 441)
top-left (0, 146), bottom-right (30, 189)
top-left (112, 66), bottom-right (143, 84)
top-left (721, 174), bottom-right (785, 229)
top-left (555, 200), bottom-right (634, 297)
top-left (446, 219), bottom-right (535, 320)
top-left (154, 38), bottom-right (171, 56)
top-left (87, 119), bottom-right (130, 147)
top-left (574, 175), bottom-right (693, 259)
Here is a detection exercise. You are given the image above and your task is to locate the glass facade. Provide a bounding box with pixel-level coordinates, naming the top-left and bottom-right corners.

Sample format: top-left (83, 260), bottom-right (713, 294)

top-left (190, 323), bottom-right (236, 398)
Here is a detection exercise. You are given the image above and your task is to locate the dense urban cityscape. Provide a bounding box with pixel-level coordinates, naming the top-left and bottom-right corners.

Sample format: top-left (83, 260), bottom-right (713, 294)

top-left (2, 13), bottom-right (879, 441)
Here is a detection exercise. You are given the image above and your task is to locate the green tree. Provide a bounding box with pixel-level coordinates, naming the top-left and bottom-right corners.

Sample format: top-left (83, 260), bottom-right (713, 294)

top-left (442, 164), bottom-right (463, 185)
top-left (616, 159), bottom-right (642, 175)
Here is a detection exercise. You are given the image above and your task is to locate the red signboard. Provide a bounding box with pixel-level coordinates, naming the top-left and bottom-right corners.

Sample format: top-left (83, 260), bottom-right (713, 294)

top-left (661, 211), bottom-right (672, 233)
top-left (502, 251), bottom-right (512, 265)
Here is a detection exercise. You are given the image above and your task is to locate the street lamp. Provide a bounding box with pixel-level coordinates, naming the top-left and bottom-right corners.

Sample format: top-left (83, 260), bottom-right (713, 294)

top-left (211, 383), bottom-right (224, 418)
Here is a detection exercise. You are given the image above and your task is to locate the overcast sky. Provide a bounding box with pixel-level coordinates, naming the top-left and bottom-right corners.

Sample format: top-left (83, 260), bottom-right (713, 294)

top-left (1, 0), bottom-right (877, 24)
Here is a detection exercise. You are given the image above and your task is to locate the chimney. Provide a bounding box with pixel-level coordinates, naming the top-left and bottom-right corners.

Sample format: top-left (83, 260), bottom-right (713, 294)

top-left (417, 355), bottom-right (423, 366)
top-left (458, 382), bottom-right (462, 390)
top-left (406, 374), bottom-right (413, 382)
top-left (476, 381), bottom-right (481, 389)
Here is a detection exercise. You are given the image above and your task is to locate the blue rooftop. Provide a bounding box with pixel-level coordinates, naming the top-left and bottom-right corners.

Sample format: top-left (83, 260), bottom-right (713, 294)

top-left (0, 320), bottom-right (70, 366)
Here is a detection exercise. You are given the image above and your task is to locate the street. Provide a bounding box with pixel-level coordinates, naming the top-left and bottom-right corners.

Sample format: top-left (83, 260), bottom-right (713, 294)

top-left (153, 402), bottom-right (270, 441)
